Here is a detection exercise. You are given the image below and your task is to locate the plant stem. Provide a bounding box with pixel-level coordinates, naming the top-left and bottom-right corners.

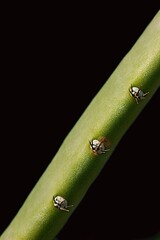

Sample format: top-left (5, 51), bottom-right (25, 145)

top-left (1, 11), bottom-right (160, 240)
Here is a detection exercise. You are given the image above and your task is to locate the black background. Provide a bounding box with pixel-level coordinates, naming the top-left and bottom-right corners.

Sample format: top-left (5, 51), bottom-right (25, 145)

top-left (1, 3), bottom-right (160, 240)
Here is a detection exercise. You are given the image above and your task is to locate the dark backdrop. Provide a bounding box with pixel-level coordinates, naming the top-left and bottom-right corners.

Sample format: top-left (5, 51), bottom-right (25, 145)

top-left (1, 3), bottom-right (160, 240)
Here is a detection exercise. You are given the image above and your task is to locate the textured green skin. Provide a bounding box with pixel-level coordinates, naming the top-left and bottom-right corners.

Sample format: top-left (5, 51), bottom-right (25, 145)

top-left (1, 11), bottom-right (160, 240)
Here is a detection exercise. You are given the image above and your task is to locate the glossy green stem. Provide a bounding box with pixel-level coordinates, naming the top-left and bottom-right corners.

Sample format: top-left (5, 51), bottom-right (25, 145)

top-left (1, 11), bottom-right (160, 240)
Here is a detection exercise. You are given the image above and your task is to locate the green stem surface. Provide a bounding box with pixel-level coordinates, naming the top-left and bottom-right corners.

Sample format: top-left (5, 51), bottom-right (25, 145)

top-left (1, 11), bottom-right (160, 240)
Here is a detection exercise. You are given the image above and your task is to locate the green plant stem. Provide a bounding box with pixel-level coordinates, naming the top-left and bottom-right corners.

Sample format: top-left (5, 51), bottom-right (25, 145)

top-left (1, 11), bottom-right (160, 240)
